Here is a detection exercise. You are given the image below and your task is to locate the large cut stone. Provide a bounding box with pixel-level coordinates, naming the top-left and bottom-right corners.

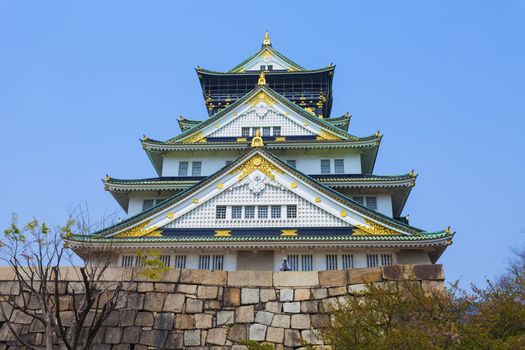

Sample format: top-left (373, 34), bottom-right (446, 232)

top-left (122, 327), bottom-right (141, 343)
top-left (283, 302), bottom-right (301, 313)
top-left (175, 314), bottom-right (195, 329)
top-left (197, 285), bottom-right (219, 299)
top-left (274, 271), bottom-right (319, 287)
top-left (228, 324), bottom-right (248, 342)
top-left (311, 288), bottom-right (328, 299)
top-left (260, 288), bottom-right (277, 302)
top-left (144, 292), bottom-right (166, 312)
top-left (301, 300), bottom-right (319, 313)
top-left (195, 313), bottom-right (213, 329)
top-left (381, 265), bottom-right (415, 281)
top-left (348, 267), bottom-right (382, 284)
top-left (255, 311), bottom-right (274, 325)
top-left (284, 329), bottom-right (302, 347)
top-left (177, 284), bottom-right (198, 294)
top-left (164, 293), bottom-right (185, 312)
top-left (311, 314), bottom-right (331, 328)
top-left (120, 310), bottom-right (137, 327)
top-left (104, 327), bottom-right (123, 344)
top-left (126, 293), bottom-right (144, 310)
top-left (235, 305), bottom-right (255, 323)
top-left (224, 287), bottom-right (241, 306)
top-left (165, 332), bottom-right (184, 349)
top-left (206, 328), bottom-right (228, 345)
top-left (228, 271), bottom-right (273, 287)
top-left (279, 288), bottom-right (294, 301)
top-left (319, 270), bottom-right (347, 287)
top-left (184, 330), bottom-right (201, 346)
top-left (266, 326), bottom-right (284, 343)
top-left (291, 314), bottom-right (311, 329)
top-left (135, 312), bottom-right (154, 327)
top-left (185, 298), bottom-right (203, 313)
top-left (294, 288), bottom-right (311, 301)
top-left (180, 269), bottom-right (227, 286)
top-left (155, 283), bottom-right (176, 293)
top-left (154, 313), bottom-right (174, 330)
top-left (414, 264), bottom-right (445, 280)
top-left (328, 286), bottom-right (347, 296)
top-left (140, 330), bottom-right (168, 348)
top-left (347, 283), bottom-right (367, 294)
top-left (271, 314), bottom-right (291, 328)
top-left (217, 310), bottom-right (235, 325)
top-left (301, 330), bottom-right (323, 345)
top-left (265, 301), bottom-right (281, 313)
top-left (422, 280), bottom-right (445, 293)
top-left (249, 324), bottom-right (267, 341)
top-left (241, 288), bottom-right (260, 304)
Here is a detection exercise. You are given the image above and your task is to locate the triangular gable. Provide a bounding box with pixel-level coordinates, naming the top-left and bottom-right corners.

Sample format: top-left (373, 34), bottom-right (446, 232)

top-left (101, 149), bottom-right (423, 239)
top-left (229, 46), bottom-right (304, 73)
top-left (172, 86), bottom-right (353, 143)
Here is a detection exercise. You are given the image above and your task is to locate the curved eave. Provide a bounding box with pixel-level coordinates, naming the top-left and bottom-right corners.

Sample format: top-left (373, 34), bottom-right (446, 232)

top-left (197, 66), bottom-right (334, 76)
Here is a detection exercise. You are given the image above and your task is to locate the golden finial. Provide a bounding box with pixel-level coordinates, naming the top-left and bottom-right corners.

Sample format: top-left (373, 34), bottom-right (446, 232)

top-left (445, 226), bottom-right (451, 234)
top-left (409, 169), bottom-right (415, 177)
top-left (142, 134), bottom-right (148, 141)
top-left (179, 115), bottom-right (185, 121)
top-left (263, 31), bottom-right (271, 46)
top-left (375, 130), bottom-right (381, 137)
top-left (105, 174), bottom-right (110, 182)
top-left (344, 112), bottom-right (349, 117)
top-left (251, 129), bottom-right (264, 148)
top-left (258, 71), bottom-right (266, 85)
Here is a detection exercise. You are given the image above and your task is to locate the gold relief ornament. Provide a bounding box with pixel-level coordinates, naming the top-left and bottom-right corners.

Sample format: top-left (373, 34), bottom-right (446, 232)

top-left (214, 230), bottom-right (231, 237)
top-left (230, 154), bottom-right (284, 181)
top-left (354, 219), bottom-right (399, 236)
top-left (114, 220), bottom-right (162, 238)
top-left (248, 91), bottom-right (274, 107)
top-left (280, 229), bottom-right (298, 236)
top-left (316, 130), bottom-right (342, 141)
top-left (182, 132), bottom-right (206, 143)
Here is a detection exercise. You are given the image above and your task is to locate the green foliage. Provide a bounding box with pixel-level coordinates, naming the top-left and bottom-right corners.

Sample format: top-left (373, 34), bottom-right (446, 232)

top-left (136, 250), bottom-right (170, 280)
top-left (239, 340), bottom-right (275, 350)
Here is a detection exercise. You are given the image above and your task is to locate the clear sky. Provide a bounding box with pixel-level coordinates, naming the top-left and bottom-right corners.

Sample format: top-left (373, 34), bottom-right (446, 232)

top-left (0, 1), bottom-right (524, 287)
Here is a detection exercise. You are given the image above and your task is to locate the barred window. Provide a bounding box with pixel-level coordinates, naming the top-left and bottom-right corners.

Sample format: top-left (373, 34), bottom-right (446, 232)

top-left (216, 206), bottom-right (227, 219)
top-left (173, 255), bottom-right (186, 269)
top-left (286, 205), bottom-right (297, 219)
top-left (381, 254), bottom-right (393, 266)
top-left (191, 161), bottom-right (202, 176)
top-left (352, 196), bottom-right (364, 205)
top-left (326, 254), bottom-right (338, 270)
top-left (287, 254), bottom-right (299, 271)
top-left (367, 254), bottom-right (379, 268)
top-left (142, 199), bottom-right (154, 211)
top-left (160, 255), bottom-right (171, 267)
top-left (286, 160), bottom-right (296, 168)
top-left (258, 206), bottom-right (268, 218)
top-left (245, 206), bottom-right (255, 219)
top-left (321, 159), bottom-right (331, 174)
top-left (366, 197), bottom-right (377, 210)
top-left (212, 255), bottom-right (224, 270)
top-left (199, 255), bottom-right (211, 270)
top-left (342, 254), bottom-right (354, 269)
top-left (178, 161), bottom-right (188, 176)
top-left (301, 254), bottom-right (313, 271)
top-left (262, 127), bottom-right (271, 137)
top-left (271, 205), bottom-right (281, 219)
top-left (232, 206), bottom-right (242, 219)
top-left (273, 126), bottom-right (281, 136)
top-left (334, 159), bottom-right (345, 174)
top-left (121, 255), bottom-right (135, 267)
top-left (241, 127), bottom-right (250, 137)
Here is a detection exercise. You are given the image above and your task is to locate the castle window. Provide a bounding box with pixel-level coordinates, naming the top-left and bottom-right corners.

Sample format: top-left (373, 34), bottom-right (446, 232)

top-left (191, 161), bottom-right (202, 176)
top-left (273, 126), bottom-right (281, 136)
top-left (199, 255), bottom-right (211, 270)
top-left (287, 254), bottom-right (299, 271)
top-left (216, 206), bottom-right (227, 219)
top-left (121, 255), bottom-right (135, 267)
top-left (381, 254), bottom-right (393, 266)
top-left (271, 205), bottom-right (281, 219)
top-left (334, 159), bottom-right (345, 174)
top-left (366, 254), bottom-right (379, 268)
top-left (242, 127), bottom-right (250, 137)
top-left (321, 159), bottom-right (331, 174)
top-left (160, 255), bottom-right (171, 267)
top-left (178, 161), bottom-right (188, 176)
top-left (232, 206), bottom-right (242, 219)
top-left (173, 255), bottom-right (187, 269)
top-left (326, 254), bottom-right (338, 270)
top-left (263, 127), bottom-right (271, 137)
top-left (286, 205), bottom-right (297, 219)
top-left (342, 254), bottom-right (354, 269)
top-left (365, 196), bottom-right (377, 210)
top-left (245, 206), bottom-right (255, 219)
top-left (258, 206), bottom-right (268, 218)
top-left (142, 199), bottom-right (154, 211)
top-left (301, 254), bottom-right (313, 271)
top-left (286, 160), bottom-right (296, 168)
top-left (212, 255), bottom-right (224, 270)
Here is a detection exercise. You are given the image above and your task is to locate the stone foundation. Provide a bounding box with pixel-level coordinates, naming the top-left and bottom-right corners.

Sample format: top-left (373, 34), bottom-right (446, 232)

top-left (0, 264), bottom-right (445, 349)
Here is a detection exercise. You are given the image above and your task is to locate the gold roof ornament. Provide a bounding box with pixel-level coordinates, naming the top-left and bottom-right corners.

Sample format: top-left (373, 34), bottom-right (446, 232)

top-left (409, 169), bottom-right (415, 177)
top-left (258, 71), bottom-right (266, 86)
top-left (251, 129), bottom-right (264, 148)
top-left (179, 115), bottom-right (185, 121)
top-left (142, 135), bottom-right (148, 141)
top-left (375, 130), bottom-right (381, 137)
top-left (263, 31), bottom-right (271, 46)
top-left (105, 175), bottom-right (111, 182)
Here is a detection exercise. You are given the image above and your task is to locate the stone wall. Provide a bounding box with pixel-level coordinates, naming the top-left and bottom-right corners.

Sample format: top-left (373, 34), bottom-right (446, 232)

top-left (0, 264), bottom-right (445, 349)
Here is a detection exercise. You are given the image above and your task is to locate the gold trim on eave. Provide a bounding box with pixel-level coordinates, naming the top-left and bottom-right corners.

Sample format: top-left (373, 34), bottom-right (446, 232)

top-left (114, 220), bottom-right (162, 238)
top-left (316, 130), bottom-right (342, 141)
top-left (354, 219), bottom-right (399, 236)
top-left (182, 131), bottom-right (206, 143)
top-left (229, 154), bottom-right (284, 181)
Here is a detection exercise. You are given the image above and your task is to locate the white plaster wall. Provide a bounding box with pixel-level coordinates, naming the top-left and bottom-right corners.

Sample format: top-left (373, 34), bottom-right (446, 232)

top-left (376, 194), bottom-right (393, 217)
top-left (162, 155), bottom-right (234, 177)
top-left (128, 192), bottom-right (169, 216)
top-left (396, 251), bottom-right (431, 265)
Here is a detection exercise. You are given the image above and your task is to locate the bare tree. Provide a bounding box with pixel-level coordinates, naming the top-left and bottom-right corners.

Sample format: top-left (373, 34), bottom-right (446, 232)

top-left (0, 206), bottom-right (131, 350)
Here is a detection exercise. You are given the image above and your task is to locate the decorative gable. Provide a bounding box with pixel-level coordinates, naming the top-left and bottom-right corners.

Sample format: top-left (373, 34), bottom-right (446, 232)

top-left (240, 48), bottom-right (294, 72)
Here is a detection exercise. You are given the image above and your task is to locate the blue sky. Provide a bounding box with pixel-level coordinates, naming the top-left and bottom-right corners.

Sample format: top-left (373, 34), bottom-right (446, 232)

top-left (0, 1), bottom-right (523, 286)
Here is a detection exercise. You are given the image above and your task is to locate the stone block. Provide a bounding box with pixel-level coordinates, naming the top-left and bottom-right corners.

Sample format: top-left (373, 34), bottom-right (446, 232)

top-left (177, 283), bottom-right (198, 294)
top-left (266, 326), bottom-right (285, 343)
top-left (348, 267), bottom-right (382, 284)
top-left (158, 268), bottom-right (181, 282)
top-left (414, 264), bottom-right (445, 281)
top-left (320, 297), bottom-right (339, 312)
top-left (143, 292), bottom-right (166, 312)
top-left (228, 324), bottom-right (248, 342)
top-left (205, 299), bottom-right (222, 310)
top-left (102, 311), bottom-right (120, 326)
top-left (175, 314), bottom-right (195, 329)
top-left (265, 301), bottom-right (281, 313)
top-left (0, 281), bottom-right (20, 295)
top-left (198, 285), bottom-right (219, 299)
top-left (164, 293), bottom-right (185, 312)
top-left (301, 330), bottom-right (322, 345)
top-left (180, 269), bottom-right (227, 286)
top-left (104, 327), bottom-right (122, 344)
top-left (232, 346), bottom-right (249, 350)
top-left (279, 288), bottom-right (294, 301)
top-left (311, 288), bottom-right (328, 299)
top-left (154, 312), bottom-right (174, 330)
top-left (135, 312), bottom-right (154, 327)
top-left (241, 288), bottom-right (260, 304)
top-left (140, 329), bottom-right (168, 348)
top-left (195, 313), bottom-right (213, 329)
top-left (228, 271), bottom-right (273, 287)
top-left (421, 280), bottom-right (445, 294)
top-left (186, 298), bottom-right (204, 313)
top-left (13, 309), bottom-right (34, 324)
top-left (207, 328), bottom-right (228, 345)
top-left (347, 283), bottom-right (367, 294)
top-left (291, 314), bottom-right (310, 329)
top-left (260, 288), bottom-right (277, 302)
top-left (301, 300), bottom-right (319, 313)
top-left (122, 327), bottom-right (141, 343)
top-left (274, 271), bottom-right (319, 287)
top-left (271, 314), bottom-right (290, 328)
top-left (255, 310), bottom-right (274, 325)
top-left (137, 282), bottom-right (154, 293)
top-left (165, 332), bottom-right (184, 349)
top-left (381, 265), bottom-right (416, 281)
top-left (154, 283), bottom-right (176, 293)
top-left (126, 293), bottom-right (144, 310)
top-left (311, 314), bottom-right (331, 328)
top-left (319, 270), bottom-right (347, 287)
top-left (249, 324), bottom-right (267, 341)
top-left (327, 286), bottom-right (347, 297)
top-left (294, 288), bottom-right (311, 301)
top-left (224, 287), bottom-right (241, 306)
top-left (217, 310), bottom-right (235, 325)
top-left (284, 329), bottom-right (302, 347)
top-left (235, 305), bottom-right (255, 323)
top-left (184, 329), bottom-right (201, 346)
top-left (282, 301), bottom-right (300, 313)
